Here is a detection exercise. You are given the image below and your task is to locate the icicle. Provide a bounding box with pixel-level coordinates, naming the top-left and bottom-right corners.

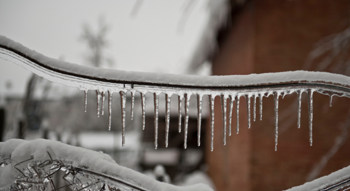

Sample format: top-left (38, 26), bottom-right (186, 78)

top-left (308, 89), bottom-right (314, 146)
top-left (297, 90), bottom-right (302, 129)
top-left (141, 92), bottom-right (146, 130)
top-left (154, 93), bottom-right (159, 149)
top-left (131, 91), bottom-right (134, 120)
top-left (120, 91), bottom-right (126, 146)
top-left (330, 95), bottom-right (334, 107)
top-left (101, 91), bottom-right (105, 116)
top-left (84, 90), bottom-right (87, 112)
top-left (184, 93), bottom-right (190, 149)
top-left (253, 94), bottom-right (256, 122)
top-left (108, 91), bottom-right (112, 131)
top-left (259, 93), bottom-right (263, 121)
top-left (245, 95), bottom-right (251, 129)
top-left (235, 95), bottom-right (240, 134)
top-left (274, 92), bottom-right (279, 151)
top-left (209, 95), bottom-right (215, 151)
top-left (228, 95), bottom-right (234, 136)
top-left (197, 94), bottom-right (202, 147)
top-left (221, 95), bottom-right (227, 145)
top-left (96, 90), bottom-right (101, 118)
top-left (178, 95), bottom-right (183, 133)
top-left (165, 93), bottom-right (171, 148)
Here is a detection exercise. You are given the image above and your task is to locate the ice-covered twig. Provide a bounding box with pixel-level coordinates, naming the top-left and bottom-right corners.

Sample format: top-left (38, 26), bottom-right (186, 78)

top-left (2, 35), bottom-right (350, 150)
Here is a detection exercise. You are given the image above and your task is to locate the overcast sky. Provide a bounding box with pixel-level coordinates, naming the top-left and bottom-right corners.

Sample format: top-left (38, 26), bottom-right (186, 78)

top-left (0, 0), bottom-right (212, 95)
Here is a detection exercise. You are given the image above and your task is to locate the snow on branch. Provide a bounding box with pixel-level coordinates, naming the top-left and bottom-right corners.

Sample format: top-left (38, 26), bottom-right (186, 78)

top-left (2, 35), bottom-right (350, 151)
top-left (0, 139), bottom-right (213, 191)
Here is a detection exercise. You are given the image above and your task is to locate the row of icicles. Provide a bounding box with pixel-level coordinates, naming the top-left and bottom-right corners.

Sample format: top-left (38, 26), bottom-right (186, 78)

top-left (83, 89), bottom-right (316, 151)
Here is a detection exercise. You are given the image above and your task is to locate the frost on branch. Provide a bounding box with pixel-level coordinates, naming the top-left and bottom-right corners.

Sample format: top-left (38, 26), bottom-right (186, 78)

top-left (2, 35), bottom-right (350, 151)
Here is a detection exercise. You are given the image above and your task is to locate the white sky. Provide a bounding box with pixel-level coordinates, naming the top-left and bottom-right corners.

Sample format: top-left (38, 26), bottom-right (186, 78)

top-left (0, 0), bottom-right (212, 95)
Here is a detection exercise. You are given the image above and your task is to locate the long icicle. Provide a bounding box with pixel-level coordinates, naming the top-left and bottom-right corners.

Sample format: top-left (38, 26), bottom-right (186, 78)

top-left (141, 92), bottom-right (146, 130)
top-left (108, 91), bottom-right (112, 131)
top-left (209, 95), bottom-right (215, 151)
top-left (131, 91), bottom-right (134, 120)
top-left (120, 91), bottom-right (126, 146)
top-left (228, 95), bottom-right (234, 136)
top-left (154, 93), bottom-right (159, 149)
top-left (297, 90), bottom-right (302, 129)
top-left (221, 94), bottom-right (227, 145)
top-left (259, 93), bottom-right (263, 121)
top-left (96, 90), bottom-right (101, 118)
top-left (235, 95), bottom-right (240, 134)
top-left (184, 93), bottom-right (190, 149)
top-left (197, 94), bottom-right (202, 147)
top-left (253, 94), bottom-right (256, 122)
top-left (245, 95), bottom-right (251, 129)
top-left (165, 93), bottom-right (171, 148)
top-left (178, 95), bottom-right (183, 133)
top-left (330, 95), bottom-right (334, 107)
top-left (101, 91), bottom-right (105, 116)
top-left (274, 92), bottom-right (279, 151)
top-left (308, 89), bottom-right (314, 146)
top-left (84, 90), bottom-right (88, 112)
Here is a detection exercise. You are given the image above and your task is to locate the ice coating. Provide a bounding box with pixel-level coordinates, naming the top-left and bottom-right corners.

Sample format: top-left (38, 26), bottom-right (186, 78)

top-left (274, 92), bottom-right (279, 151)
top-left (131, 91), bottom-right (135, 120)
top-left (120, 91), bottom-right (126, 146)
top-left (184, 93), bottom-right (190, 149)
top-left (209, 95), bottom-right (215, 152)
top-left (259, 93), bottom-right (263, 121)
top-left (165, 93), bottom-right (171, 148)
top-left (197, 94), bottom-right (203, 146)
top-left (108, 91), bottom-right (112, 131)
top-left (84, 90), bottom-right (88, 112)
top-left (96, 90), bottom-right (101, 118)
top-left (228, 95), bottom-right (234, 136)
top-left (2, 35), bottom-right (350, 151)
top-left (178, 95), bottom-right (183, 133)
top-left (141, 92), bottom-right (146, 130)
top-left (235, 95), bottom-right (240, 134)
top-left (297, 91), bottom-right (302, 129)
top-left (308, 90), bottom-right (314, 146)
top-left (330, 94), bottom-right (334, 107)
top-left (154, 93), bottom-right (159, 149)
top-left (221, 95), bottom-right (227, 145)
top-left (101, 91), bottom-right (105, 116)
top-left (253, 94), bottom-right (257, 122)
top-left (245, 95), bottom-right (251, 129)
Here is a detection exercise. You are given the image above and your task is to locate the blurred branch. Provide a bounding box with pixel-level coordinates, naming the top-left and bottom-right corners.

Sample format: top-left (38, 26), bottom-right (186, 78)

top-left (130, 0), bottom-right (144, 18)
top-left (306, 111), bottom-right (349, 181)
top-left (80, 16), bottom-right (114, 68)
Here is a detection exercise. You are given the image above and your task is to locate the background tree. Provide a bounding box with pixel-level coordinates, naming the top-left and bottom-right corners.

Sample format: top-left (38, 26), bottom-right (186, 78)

top-left (80, 16), bottom-right (114, 68)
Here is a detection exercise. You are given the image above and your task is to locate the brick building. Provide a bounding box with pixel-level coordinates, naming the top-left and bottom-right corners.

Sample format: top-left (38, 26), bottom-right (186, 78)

top-left (207, 1), bottom-right (350, 190)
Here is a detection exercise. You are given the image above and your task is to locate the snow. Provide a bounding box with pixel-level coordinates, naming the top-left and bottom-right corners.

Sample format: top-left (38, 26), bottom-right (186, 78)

top-left (285, 165), bottom-right (350, 191)
top-left (178, 171), bottom-right (216, 190)
top-left (2, 35), bottom-right (350, 90)
top-left (0, 139), bottom-right (213, 191)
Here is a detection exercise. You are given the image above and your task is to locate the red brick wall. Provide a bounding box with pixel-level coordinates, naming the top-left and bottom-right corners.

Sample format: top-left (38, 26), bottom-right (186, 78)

top-left (207, 2), bottom-right (255, 191)
top-left (208, 0), bottom-right (350, 190)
